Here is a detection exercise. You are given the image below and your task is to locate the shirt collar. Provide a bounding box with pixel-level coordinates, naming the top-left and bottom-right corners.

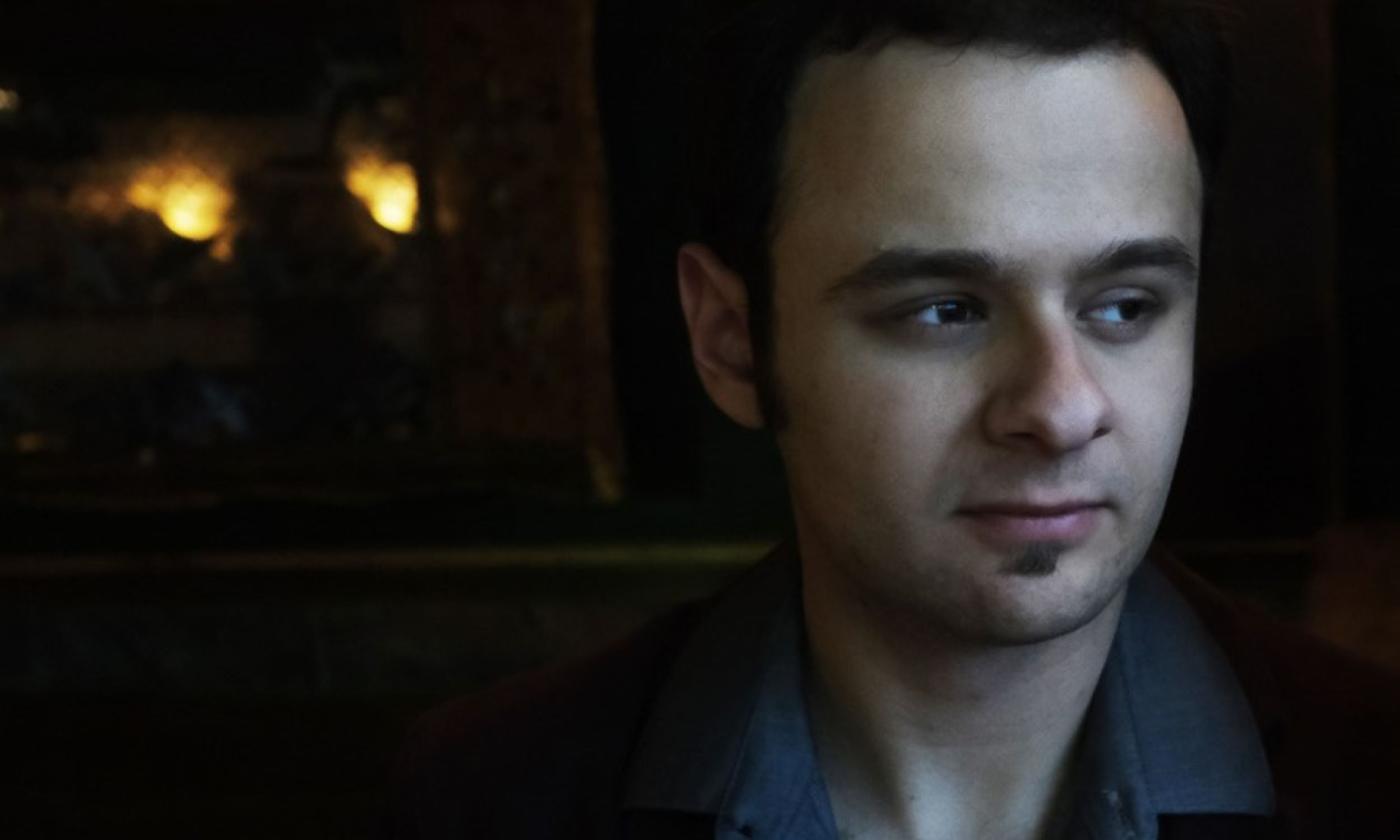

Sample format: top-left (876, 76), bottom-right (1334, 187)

top-left (622, 544), bottom-right (833, 838)
top-left (1072, 560), bottom-right (1275, 836)
top-left (623, 545), bottom-right (1274, 837)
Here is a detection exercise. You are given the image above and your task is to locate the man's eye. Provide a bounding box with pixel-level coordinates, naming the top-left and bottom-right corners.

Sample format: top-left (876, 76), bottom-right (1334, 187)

top-left (910, 299), bottom-right (985, 327)
top-left (1087, 299), bottom-right (1153, 324)
top-left (1082, 295), bottom-right (1162, 342)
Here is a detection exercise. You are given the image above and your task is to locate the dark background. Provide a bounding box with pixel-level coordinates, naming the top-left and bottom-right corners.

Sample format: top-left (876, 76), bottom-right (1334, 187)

top-left (2, 0), bottom-right (1398, 837)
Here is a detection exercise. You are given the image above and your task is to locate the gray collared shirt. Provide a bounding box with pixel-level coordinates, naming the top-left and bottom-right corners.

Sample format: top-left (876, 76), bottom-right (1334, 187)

top-left (623, 547), bottom-right (1274, 839)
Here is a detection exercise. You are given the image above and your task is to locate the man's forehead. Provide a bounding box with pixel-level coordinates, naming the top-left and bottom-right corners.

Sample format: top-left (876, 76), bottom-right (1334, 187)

top-left (784, 43), bottom-right (1196, 185)
top-left (766, 40), bottom-right (1206, 306)
top-left (774, 41), bottom-right (1203, 255)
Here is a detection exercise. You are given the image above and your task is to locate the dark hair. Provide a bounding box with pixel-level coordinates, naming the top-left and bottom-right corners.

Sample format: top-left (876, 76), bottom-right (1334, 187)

top-left (682, 0), bottom-right (1234, 426)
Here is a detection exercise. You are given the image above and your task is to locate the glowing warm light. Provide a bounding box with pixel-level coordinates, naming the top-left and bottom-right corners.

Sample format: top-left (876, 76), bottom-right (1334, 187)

top-left (345, 153), bottom-right (418, 234)
top-left (127, 163), bottom-right (233, 241)
top-left (210, 233), bottom-right (237, 264)
top-left (0, 88), bottom-right (19, 112)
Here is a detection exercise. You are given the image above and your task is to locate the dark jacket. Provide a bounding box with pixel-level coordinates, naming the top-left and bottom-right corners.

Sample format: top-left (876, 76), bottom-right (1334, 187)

top-left (383, 558), bottom-right (1400, 839)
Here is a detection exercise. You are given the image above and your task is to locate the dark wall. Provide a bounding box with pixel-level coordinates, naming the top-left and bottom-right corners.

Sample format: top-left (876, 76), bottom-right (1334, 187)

top-left (1162, 0), bottom-right (1341, 539)
top-left (1337, 0), bottom-right (1400, 518)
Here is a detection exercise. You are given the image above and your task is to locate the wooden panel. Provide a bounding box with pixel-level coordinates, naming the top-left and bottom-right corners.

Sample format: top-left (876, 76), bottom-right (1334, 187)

top-left (415, 0), bottom-right (622, 498)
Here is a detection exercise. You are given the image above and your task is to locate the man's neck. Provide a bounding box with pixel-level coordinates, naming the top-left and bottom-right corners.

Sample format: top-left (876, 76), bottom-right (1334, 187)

top-left (803, 562), bottom-right (1125, 840)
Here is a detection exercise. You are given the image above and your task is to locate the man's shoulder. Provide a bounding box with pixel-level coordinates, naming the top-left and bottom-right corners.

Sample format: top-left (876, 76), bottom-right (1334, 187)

top-left (383, 599), bottom-right (707, 839)
top-left (401, 599), bottom-right (703, 762)
top-left (1160, 557), bottom-right (1400, 742)
top-left (1160, 559), bottom-right (1400, 834)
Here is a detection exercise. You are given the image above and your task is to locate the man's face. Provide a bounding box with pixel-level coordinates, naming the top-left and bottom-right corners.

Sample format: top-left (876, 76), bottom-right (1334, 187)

top-left (770, 44), bottom-right (1201, 643)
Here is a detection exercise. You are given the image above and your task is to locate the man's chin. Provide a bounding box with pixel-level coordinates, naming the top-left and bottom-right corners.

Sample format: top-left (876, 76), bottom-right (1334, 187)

top-left (959, 549), bottom-right (1135, 646)
top-left (968, 600), bottom-right (1117, 648)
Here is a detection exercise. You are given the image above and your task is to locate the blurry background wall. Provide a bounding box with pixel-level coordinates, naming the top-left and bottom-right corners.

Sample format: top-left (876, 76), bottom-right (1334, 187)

top-left (1, 0), bottom-right (1397, 837)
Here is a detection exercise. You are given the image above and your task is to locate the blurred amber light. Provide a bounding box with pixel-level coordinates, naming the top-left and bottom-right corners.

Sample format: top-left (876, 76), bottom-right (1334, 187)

top-left (346, 153), bottom-right (418, 234)
top-left (0, 88), bottom-right (20, 112)
top-left (127, 163), bottom-right (233, 241)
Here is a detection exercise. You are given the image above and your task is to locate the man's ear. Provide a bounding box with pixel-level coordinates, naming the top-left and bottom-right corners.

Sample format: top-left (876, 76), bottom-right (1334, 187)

top-left (677, 243), bottom-right (766, 430)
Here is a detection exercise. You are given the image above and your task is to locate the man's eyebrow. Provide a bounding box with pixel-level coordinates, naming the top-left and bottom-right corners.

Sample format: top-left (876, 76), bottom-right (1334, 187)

top-left (825, 247), bottom-right (1003, 300)
top-left (824, 237), bottom-right (1199, 301)
top-left (1078, 237), bottom-right (1199, 284)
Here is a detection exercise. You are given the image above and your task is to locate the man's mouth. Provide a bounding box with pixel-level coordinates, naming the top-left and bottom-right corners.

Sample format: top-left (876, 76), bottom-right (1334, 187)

top-left (954, 500), bottom-right (1109, 547)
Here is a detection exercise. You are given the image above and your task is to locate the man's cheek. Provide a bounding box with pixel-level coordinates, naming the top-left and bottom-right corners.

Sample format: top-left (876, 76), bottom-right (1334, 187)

top-left (816, 366), bottom-right (914, 446)
top-left (837, 376), bottom-right (949, 492)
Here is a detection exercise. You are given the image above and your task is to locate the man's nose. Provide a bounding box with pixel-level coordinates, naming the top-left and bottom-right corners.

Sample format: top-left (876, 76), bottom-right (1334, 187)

top-left (982, 321), bottom-right (1113, 455)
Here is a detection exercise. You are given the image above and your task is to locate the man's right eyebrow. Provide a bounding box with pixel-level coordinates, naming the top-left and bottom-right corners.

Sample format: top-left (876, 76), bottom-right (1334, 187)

top-left (824, 247), bottom-right (1003, 301)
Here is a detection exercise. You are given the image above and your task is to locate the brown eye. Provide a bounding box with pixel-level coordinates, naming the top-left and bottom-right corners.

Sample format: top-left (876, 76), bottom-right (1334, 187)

top-left (1082, 294), bottom-right (1162, 342)
top-left (910, 299), bottom-right (986, 327)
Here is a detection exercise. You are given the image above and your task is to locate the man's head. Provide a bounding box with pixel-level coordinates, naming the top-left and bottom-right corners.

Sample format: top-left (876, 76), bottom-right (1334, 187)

top-left (681, 0), bottom-right (1229, 426)
top-left (678, 1), bottom-right (1228, 644)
